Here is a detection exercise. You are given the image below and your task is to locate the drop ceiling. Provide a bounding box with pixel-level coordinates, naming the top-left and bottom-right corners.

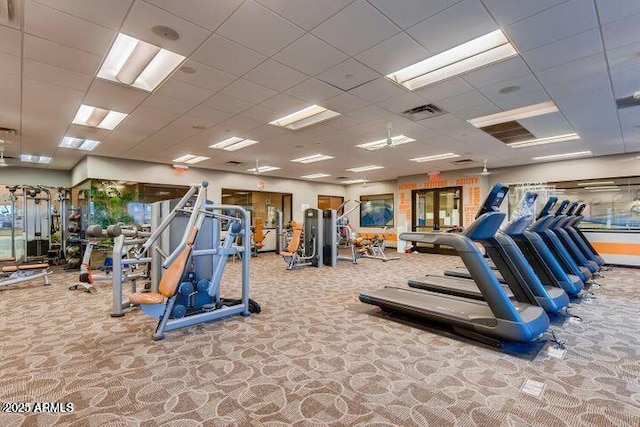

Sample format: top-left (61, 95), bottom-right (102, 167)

top-left (0, 0), bottom-right (639, 183)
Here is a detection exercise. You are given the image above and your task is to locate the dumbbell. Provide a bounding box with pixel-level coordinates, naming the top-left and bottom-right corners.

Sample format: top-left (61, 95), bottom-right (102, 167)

top-left (85, 225), bottom-right (104, 238)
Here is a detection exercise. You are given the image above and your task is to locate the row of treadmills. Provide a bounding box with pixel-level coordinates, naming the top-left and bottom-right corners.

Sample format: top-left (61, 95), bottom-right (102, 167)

top-left (360, 183), bottom-right (607, 347)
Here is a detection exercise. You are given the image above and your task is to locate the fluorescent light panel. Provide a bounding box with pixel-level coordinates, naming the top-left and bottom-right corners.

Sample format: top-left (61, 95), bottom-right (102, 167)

top-left (584, 186), bottom-right (619, 190)
top-left (59, 137), bottom-right (100, 151)
top-left (21, 154), bottom-right (52, 164)
top-left (410, 153), bottom-right (460, 162)
top-left (172, 154), bottom-right (209, 164)
top-left (248, 166), bottom-right (280, 173)
top-left (577, 181), bottom-right (615, 186)
top-left (356, 135), bottom-right (416, 150)
top-left (72, 105), bottom-right (128, 130)
top-left (346, 165), bottom-right (384, 172)
top-left (509, 132), bottom-right (580, 148)
top-left (589, 188), bottom-right (621, 192)
top-left (301, 173), bottom-right (331, 179)
top-left (98, 33), bottom-right (185, 92)
top-left (210, 137), bottom-right (258, 151)
top-left (342, 179), bottom-right (368, 184)
top-left (532, 151), bottom-right (592, 161)
top-left (291, 154), bottom-right (334, 163)
top-left (269, 105), bottom-right (340, 130)
top-left (387, 30), bottom-right (517, 90)
top-left (468, 101), bottom-right (559, 128)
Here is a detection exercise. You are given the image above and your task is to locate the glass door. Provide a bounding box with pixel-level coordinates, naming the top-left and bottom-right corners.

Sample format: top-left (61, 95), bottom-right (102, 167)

top-left (411, 186), bottom-right (463, 254)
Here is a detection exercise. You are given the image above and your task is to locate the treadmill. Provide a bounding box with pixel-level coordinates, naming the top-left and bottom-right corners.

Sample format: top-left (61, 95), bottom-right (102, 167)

top-left (531, 199), bottom-right (592, 283)
top-left (412, 189), bottom-right (569, 314)
top-left (563, 203), bottom-right (605, 266)
top-left (359, 184), bottom-right (550, 346)
top-left (447, 192), bottom-right (584, 297)
top-left (548, 201), bottom-right (600, 274)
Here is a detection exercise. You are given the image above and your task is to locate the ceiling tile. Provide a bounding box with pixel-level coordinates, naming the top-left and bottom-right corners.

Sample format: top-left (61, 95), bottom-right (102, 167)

top-left (24, 59), bottom-right (93, 91)
top-left (0, 26), bottom-right (21, 56)
top-left (84, 80), bottom-right (149, 113)
top-left (518, 113), bottom-right (575, 137)
top-left (32, 0), bottom-right (133, 29)
top-left (462, 57), bottom-right (534, 89)
top-left (25, 0), bottom-right (115, 56)
top-left (255, 0), bottom-right (353, 31)
top-left (367, 0), bottom-right (461, 29)
top-left (348, 78), bottom-right (407, 103)
top-left (0, 52), bottom-right (20, 76)
top-left (407, 0), bottom-right (496, 53)
top-left (323, 93), bottom-right (368, 113)
top-left (482, 0), bottom-right (568, 26)
top-left (505, 0), bottom-right (598, 53)
top-left (346, 104), bottom-right (390, 122)
top-left (316, 59), bottom-right (379, 91)
top-left (121, 1), bottom-right (212, 56)
top-left (191, 34), bottom-right (266, 76)
top-left (216, 0), bottom-right (304, 56)
top-left (521, 28), bottom-right (603, 72)
top-left (596, 0), bottom-right (640, 25)
top-left (601, 10), bottom-right (640, 51)
top-left (451, 103), bottom-right (501, 121)
top-left (479, 74), bottom-right (549, 110)
top-left (185, 105), bottom-right (232, 128)
top-left (606, 41), bottom-right (640, 71)
top-left (244, 59), bottom-right (308, 92)
top-left (145, 0), bottom-right (243, 31)
top-left (143, 93), bottom-right (197, 115)
top-left (376, 92), bottom-right (426, 114)
top-left (285, 78), bottom-right (344, 103)
top-left (172, 59), bottom-right (237, 92)
top-left (203, 93), bottom-right (254, 114)
top-left (312, 0), bottom-right (399, 56)
top-left (0, 71), bottom-right (22, 130)
top-left (24, 34), bottom-right (102, 76)
top-left (220, 78), bottom-right (278, 104)
top-left (273, 34), bottom-right (348, 76)
top-left (413, 77), bottom-right (475, 101)
top-left (611, 63), bottom-right (640, 98)
top-left (260, 94), bottom-right (308, 115)
top-left (437, 90), bottom-right (489, 112)
top-left (155, 78), bottom-right (214, 104)
top-left (355, 32), bottom-right (429, 75)
top-left (240, 105), bottom-right (279, 122)
top-left (535, 53), bottom-right (608, 88)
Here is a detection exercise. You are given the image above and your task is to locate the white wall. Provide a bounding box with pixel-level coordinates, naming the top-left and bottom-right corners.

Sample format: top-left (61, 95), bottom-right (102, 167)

top-left (489, 152), bottom-right (640, 185)
top-left (0, 166), bottom-right (70, 187)
top-left (79, 156), bottom-right (345, 222)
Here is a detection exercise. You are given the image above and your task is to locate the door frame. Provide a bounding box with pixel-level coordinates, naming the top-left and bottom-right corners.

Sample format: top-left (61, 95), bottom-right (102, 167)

top-left (411, 186), bottom-right (463, 255)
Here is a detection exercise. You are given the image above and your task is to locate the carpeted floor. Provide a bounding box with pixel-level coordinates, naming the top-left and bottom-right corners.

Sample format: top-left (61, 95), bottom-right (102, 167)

top-left (0, 252), bottom-right (639, 426)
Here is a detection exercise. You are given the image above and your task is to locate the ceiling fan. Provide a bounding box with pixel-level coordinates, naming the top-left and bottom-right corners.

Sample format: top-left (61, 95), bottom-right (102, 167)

top-left (0, 141), bottom-right (10, 168)
top-left (464, 159), bottom-right (492, 176)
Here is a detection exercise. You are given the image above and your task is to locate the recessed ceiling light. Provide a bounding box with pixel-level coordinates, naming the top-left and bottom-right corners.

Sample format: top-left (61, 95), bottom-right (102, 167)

top-left (356, 135), bottom-right (416, 151)
top-left (301, 173), bottom-right (331, 179)
top-left (588, 188), bottom-right (620, 192)
top-left (467, 101), bottom-right (559, 128)
top-left (72, 104), bottom-right (128, 130)
top-left (532, 151), bottom-right (592, 161)
top-left (248, 165), bottom-right (280, 173)
top-left (59, 137), bottom-right (101, 151)
top-left (509, 132), bottom-right (580, 148)
top-left (409, 153), bottom-right (460, 162)
top-left (577, 181), bottom-right (615, 186)
top-left (98, 33), bottom-right (186, 92)
top-left (386, 30), bottom-right (517, 90)
top-left (291, 154), bottom-right (334, 163)
top-left (342, 179), bottom-right (368, 184)
top-left (269, 105), bottom-right (340, 130)
top-left (172, 154), bottom-right (209, 164)
top-left (21, 154), bottom-right (52, 164)
top-left (210, 137), bottom-right (258, 151)
top-left (346, 165), bottom-right (384, 172)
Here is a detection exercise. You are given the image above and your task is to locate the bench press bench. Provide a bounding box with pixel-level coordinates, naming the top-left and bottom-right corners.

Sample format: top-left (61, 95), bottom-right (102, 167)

top-left (0, 262), bottom-right (51, 288)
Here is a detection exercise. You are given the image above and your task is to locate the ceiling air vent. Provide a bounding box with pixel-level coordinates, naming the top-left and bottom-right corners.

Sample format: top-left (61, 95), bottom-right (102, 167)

top-left (225, 160), bottom-right (243, 166)
top-left (0, 126), bottom-right (17, 136)
top-left (451, 158), bottom-right (474, 164)
top-left (401, 103), bottom-right (445, 121)
top-left (336, 176), bottom-right (348, 180)
top-left (480, 120), bottom-right (535, 144)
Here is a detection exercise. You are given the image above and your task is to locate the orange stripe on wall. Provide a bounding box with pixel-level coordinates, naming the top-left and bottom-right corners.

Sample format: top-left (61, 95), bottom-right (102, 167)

top-left (591, 242), bottom-right (640, 256)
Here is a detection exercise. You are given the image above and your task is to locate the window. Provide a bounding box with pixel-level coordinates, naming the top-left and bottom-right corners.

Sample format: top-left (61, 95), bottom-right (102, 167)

top-left (222, 189), bottom-right (293, 229)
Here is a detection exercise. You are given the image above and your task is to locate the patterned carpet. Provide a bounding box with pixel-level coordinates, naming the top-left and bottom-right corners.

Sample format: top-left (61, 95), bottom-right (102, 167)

top-left (0, 252), bottom-right (639, 426)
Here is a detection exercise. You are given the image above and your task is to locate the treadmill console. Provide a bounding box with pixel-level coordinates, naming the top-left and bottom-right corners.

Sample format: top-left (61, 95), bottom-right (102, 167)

top-left (565, 202), bottom-right (578, 216)
top-left (537, 196), bottom-right (557, 220)
top-left (475, 183), bottom-right (509, 219)
top-left (575, 203), bottom-right (586, 216)
top-left (554, 200), bottom-right (570, 216)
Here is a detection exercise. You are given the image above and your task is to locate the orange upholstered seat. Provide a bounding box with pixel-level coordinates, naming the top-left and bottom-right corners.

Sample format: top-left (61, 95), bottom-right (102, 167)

top-left (2, 263), bottom-right (49, 273)
top-left (280, 222), bottom-right (302, 257)
top-left (130, 292), bottom-right (165, 305)
top-left (0, 257), bottom-right (16, 263)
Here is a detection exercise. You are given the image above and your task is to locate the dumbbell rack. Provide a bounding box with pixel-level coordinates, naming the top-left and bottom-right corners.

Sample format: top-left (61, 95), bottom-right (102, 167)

top-left (64, 208), bottom-right (83, 271)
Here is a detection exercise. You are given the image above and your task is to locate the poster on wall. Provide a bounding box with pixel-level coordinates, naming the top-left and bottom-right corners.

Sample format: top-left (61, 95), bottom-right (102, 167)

top-left (360, 194), bottom-right (394, 227)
